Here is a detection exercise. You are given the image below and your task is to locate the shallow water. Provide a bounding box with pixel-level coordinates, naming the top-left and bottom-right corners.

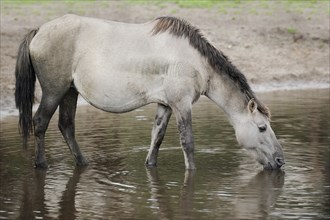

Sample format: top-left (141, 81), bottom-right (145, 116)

top-left (0, 89), bottom-right (329, 220)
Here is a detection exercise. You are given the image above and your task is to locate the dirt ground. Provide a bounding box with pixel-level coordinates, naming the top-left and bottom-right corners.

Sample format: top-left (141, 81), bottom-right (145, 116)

top-left (1, 1), bottom-right (329, 115)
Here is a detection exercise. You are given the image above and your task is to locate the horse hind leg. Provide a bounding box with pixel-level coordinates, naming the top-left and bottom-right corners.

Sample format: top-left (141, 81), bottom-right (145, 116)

top-left (146, 104), bottom-right (172, 167)
top-left (58, 87), bottom-right (88, 166)
top-left (34, 94), bottom-right (65, 168)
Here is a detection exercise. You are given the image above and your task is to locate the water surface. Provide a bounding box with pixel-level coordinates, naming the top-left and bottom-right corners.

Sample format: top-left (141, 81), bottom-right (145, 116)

top-left (0, 89), bottom-right (329, 219)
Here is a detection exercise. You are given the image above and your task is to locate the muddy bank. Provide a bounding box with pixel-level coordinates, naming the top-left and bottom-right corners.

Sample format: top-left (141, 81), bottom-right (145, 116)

top-left (1, 1), bottom-right (329, 116)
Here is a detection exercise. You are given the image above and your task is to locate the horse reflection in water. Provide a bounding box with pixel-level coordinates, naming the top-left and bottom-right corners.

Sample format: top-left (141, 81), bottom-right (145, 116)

top-left (233, 170), bottom-right (285, 219)
top-left (146, 169), bottom-right (196, 219)
top-left (15, 15), bottom-right (284, 170)
top-left (19, 170), bottom-right (47, 219)
top-left (17, 166), bottom-right (284, 219)
top-left (146, 169), bottom-right (285, 220)
top-left (19, 167), bottom-right (85, 220)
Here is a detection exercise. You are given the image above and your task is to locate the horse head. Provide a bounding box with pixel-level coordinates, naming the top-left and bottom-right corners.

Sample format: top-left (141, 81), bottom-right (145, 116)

top-left (235, 99), bottom-right (285, 169)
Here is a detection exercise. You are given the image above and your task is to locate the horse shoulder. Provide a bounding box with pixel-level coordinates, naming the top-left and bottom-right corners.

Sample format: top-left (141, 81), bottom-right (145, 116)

top-left (161, 62), bottom-right (203, 105)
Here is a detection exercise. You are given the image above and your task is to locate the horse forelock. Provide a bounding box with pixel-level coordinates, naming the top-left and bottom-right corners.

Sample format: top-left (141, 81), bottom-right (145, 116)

top-left (152, 16), bottom-right (270, 118)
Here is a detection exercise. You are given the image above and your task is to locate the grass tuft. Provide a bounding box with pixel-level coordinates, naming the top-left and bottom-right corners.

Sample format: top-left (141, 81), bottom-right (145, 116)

top-left (287, 27), bottom-right (297, 34)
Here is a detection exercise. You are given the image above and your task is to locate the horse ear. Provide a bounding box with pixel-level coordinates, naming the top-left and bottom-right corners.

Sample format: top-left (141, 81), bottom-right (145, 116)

top-left (248, 99), bottom-right (257, 114)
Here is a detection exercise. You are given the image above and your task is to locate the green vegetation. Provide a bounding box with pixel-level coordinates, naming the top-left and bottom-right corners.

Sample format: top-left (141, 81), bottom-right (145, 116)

top-left (2, 0), bottom-right (328, 15)
top-left (2, 0), bottom-right (325, 7)
top-left (124, 0), bottom-right (328, 12)
top-left (2, 0), bottom-right (96, 3)
top-left (287, 27), bottom-right (297, 34)
top-left (125, 0), bottom-right (242, 8)
top-left (168, 0), bottom-right (235, 8)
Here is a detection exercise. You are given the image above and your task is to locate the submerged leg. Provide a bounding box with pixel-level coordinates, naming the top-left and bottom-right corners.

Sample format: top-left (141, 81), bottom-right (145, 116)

top-left (33, 96), bottom-right (62, 168)
top-left (173, 105), bottom-right (196, 170)
top-left (145, 104), bottom-right (172, 167)
top-left (58, 88), bottom-right (88, 166)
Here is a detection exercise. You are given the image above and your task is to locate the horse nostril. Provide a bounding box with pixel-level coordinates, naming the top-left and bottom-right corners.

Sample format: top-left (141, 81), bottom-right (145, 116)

top-left (275, 157), bottom-right (285, 167)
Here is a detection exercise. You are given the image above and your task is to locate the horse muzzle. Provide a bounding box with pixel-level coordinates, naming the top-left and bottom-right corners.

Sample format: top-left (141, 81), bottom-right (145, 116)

top-left (264, 156), bottom-right (285, 170)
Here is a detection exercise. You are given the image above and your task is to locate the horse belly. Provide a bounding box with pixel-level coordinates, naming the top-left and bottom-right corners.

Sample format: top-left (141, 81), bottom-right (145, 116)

top-left (73, 71), bottom-right (165, 113)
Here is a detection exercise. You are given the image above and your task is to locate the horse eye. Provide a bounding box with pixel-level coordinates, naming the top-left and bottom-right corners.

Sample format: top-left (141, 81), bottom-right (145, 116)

top-left (258, 125), bottom-right (267, 132)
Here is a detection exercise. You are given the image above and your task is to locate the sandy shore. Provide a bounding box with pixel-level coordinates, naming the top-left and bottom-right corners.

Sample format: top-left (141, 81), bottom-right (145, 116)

top-left (1, 1), bottom-right (329, 117)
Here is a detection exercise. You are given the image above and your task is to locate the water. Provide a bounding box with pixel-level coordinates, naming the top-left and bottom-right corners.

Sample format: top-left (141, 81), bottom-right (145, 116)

top-left (0, 89), bottom-right (329, 220)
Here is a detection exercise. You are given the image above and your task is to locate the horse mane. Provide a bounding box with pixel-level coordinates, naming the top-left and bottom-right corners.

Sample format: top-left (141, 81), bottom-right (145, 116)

top-left (152, 16), bottom-right (270, 118)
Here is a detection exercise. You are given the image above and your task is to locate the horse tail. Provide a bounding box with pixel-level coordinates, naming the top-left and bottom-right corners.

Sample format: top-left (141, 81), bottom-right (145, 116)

top-left (15, 28), bottom-right (39, 147)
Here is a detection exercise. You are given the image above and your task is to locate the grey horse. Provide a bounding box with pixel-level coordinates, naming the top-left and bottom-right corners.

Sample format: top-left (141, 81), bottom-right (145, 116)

top-left (15, 15), bottom-right (285, 170)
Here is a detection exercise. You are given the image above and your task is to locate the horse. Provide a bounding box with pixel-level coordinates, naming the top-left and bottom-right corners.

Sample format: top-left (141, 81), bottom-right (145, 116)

top-left (15, 15), bottom-right (285, 170)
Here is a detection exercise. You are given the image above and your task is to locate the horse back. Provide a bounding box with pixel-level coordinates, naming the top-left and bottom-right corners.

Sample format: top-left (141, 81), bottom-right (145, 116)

top-left (29, 14), bottom-right (160, 90)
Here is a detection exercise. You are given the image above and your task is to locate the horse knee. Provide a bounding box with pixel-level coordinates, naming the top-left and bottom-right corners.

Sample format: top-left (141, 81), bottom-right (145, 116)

top-left (182, 144), bottom-right (194, 154)
top-left (155, 114), bottom-right (163, 126)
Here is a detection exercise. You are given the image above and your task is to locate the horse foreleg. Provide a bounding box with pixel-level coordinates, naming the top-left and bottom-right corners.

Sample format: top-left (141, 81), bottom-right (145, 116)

top-left (145, 104), bottom-right (172, 167)
top-left (58, 88), bottom-right (88, 166)
top-left (173, 106), bottom-right (196, 170)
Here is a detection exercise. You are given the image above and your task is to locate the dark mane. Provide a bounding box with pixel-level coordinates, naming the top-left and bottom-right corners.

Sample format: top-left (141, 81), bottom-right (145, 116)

top-left (152, 16), bottom-right (270, 118)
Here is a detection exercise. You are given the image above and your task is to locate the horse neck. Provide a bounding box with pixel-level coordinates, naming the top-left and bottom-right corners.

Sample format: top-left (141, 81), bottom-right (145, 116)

top-left (205, 72), bottom-right (247, 128)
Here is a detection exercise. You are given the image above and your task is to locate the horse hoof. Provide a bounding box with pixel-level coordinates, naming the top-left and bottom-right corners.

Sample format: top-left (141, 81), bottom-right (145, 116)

top-left (35, 161), bottom-right (48, 169)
